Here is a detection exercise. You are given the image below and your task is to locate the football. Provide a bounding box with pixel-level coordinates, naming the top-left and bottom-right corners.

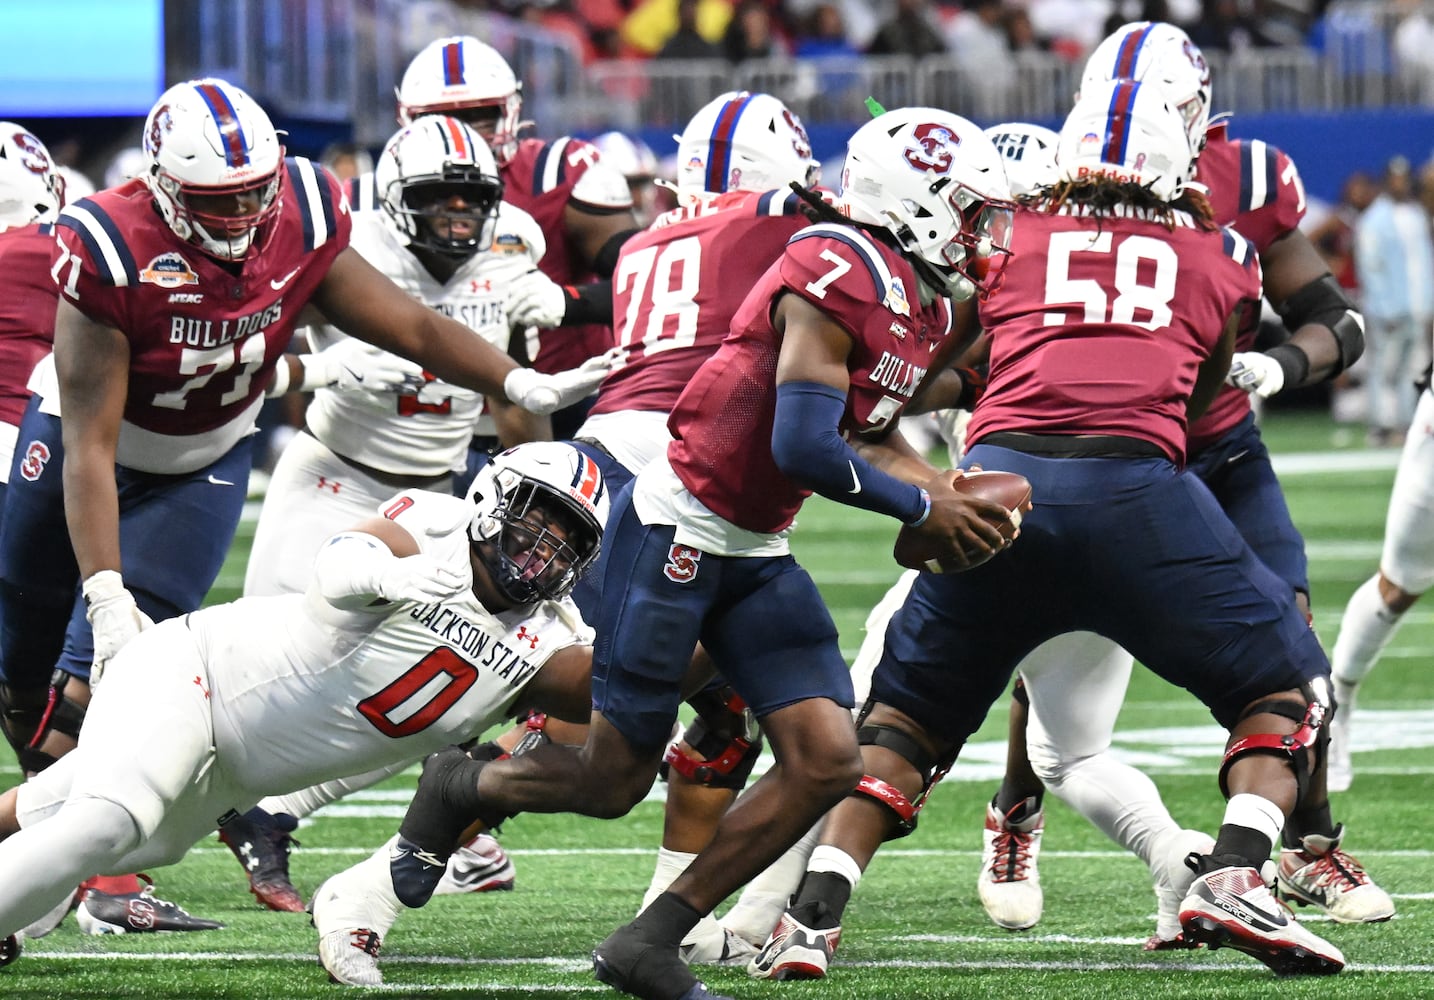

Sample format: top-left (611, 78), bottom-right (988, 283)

top-left (893, 470), bottom-right (1033, 573)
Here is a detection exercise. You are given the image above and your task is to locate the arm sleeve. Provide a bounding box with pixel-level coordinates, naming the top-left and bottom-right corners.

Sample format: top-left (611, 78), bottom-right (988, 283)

top-left (772, 381), bottom-right (928, 524)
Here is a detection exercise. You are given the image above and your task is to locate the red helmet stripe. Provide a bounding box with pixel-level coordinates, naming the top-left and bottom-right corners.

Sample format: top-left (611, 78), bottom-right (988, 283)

top-left (442, 116), bottom-right (471, 159)
top-left (442, 41), bottom-right (466, 87)
top-left (1113, 22), bottom-right (1156, 79)
top-left (570, 454), bottom-right (603, 506)
top-left (194, 81), bottom-right (249, 168)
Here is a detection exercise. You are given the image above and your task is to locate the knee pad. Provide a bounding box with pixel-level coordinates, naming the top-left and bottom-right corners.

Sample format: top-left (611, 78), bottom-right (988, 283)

top-left (1219, 688), bottom-right (1327, 802)
top-left (5, 670), bottom-right (86, 773)
top-left (849, 723), bottom-right (950, 840)
top-left (663, 684), bottom-right (763, 790)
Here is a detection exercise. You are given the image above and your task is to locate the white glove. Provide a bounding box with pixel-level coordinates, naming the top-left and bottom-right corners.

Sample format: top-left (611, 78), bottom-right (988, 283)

top-left (1226, 351), bottom-right (1286, 398)
top-left (502, 347), bottom-right (624, 415)
top-left (83, 570), bottom-right (154, 687)
top-left (505, 268), bottom-right (569, 328)
top-left (301, 339), bottom-right (426, 394)
top-left (315, 532), bottom-right (470, 610)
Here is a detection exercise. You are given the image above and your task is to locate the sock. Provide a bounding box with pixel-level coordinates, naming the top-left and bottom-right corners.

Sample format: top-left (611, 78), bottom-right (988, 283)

top-left (994, 792), bottom-right (1043, 824)
top-left (82, 874), bottom-right (142, 896)
top-left (640, 848), bottom-right (696, 911)
top-left (397, 750), bottom-right (488, 854)
top-left (1212, 793), bottom-right (1284, 869)
top-left (1330, 575), bottom-right (1405, 688)
top-left (628, 891), bottom-right (702, 947)
top-left (720, 823), bottom-right (821, 946)
top-left (789, 872), bottom-right (849, 929)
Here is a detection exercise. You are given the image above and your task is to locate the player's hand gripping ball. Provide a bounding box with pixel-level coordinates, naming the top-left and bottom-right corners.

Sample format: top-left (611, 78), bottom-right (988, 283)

top-left (893, 470), bottom-right (1032, 573)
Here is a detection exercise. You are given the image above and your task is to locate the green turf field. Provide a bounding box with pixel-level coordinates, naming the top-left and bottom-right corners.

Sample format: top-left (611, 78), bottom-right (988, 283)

top-left (3, 409), bottom-right (1431, 1000)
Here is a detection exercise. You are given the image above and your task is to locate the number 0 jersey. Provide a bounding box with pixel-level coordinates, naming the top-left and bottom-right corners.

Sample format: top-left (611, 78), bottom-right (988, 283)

top-left (51, 161), bottom-right (350, 474)
top-left (304, 202), bottom-right (546, 477)
top-left (193, 490), bottom-right (592, 790)
top-left (667, 223), bottom-right (953, 534)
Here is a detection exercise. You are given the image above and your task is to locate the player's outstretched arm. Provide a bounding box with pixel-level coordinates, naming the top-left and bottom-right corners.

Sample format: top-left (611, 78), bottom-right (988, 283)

top-left (313, 516), bottom-right (469, 611)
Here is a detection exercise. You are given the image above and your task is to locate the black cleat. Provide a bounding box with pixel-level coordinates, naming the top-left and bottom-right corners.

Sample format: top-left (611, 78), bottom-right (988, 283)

top-left (592, 922), bottom-right (735, 1000)
top-left (0, 933), bottom-right (19, 968)
top-left (75, 876), bottom-right (224, 935)
top-left (219, 807), bottom-right (304, 912)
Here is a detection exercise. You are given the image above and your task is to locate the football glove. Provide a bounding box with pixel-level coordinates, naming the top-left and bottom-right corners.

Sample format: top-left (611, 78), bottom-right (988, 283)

top-left (505, 268), bottom-right (569, 328)
top-left (1226, 351), bottom-right (1285, 398)
top-left (82, 571), bottom-right (153, 687)
top-left (300, 339), bottom-right (426, 394)
top-left (502, 347), bottom-right (623, 415)
top-left (315, 532), bottom-right (471, 610)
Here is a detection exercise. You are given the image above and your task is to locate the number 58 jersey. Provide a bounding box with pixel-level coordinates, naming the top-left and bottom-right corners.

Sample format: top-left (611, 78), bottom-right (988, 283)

top-left (190, 490), bottom-right (592, 792)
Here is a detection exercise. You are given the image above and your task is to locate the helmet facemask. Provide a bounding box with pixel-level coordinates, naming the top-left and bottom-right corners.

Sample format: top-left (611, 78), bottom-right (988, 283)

top-left (471, 478), bottom-right (602, 605)
top-left (154, 168), bottom-right (282, 261)
top-left (390, 170), bottom-right (503, 258)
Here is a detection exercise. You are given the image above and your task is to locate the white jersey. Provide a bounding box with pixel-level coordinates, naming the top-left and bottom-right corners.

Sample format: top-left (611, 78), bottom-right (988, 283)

top-left (207, 491), bottom-right (587, 787)
top-left (13, 490), bottom-right (591, 872)
top-left (304, 202), bottom-right (546, 477)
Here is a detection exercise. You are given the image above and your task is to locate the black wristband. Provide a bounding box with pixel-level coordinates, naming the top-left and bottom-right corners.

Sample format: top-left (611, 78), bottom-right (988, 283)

top-left (1266, 342), bottom-right (1311, 391)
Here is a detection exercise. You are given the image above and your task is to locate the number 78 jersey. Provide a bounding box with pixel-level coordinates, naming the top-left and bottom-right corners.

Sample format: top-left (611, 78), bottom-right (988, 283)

top-left (592, 188), bottom-right (812, 419)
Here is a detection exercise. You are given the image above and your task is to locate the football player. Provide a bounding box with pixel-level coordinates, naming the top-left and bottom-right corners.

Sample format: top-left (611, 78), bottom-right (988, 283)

top-left (214, 113), bottom-right (555, 912)
top-left (753, 79), bottom-right (1348, 981)
top-left (310, 90), bottom-right (835, 984)
top-left (959, 21), bottom-right (1388, 940)
top-left (0, 78), bottom-right (613, 930)
top-left (317, 108), bottom-right (1017, 1000)
top-left (0, 441), bottom-right (606, 972)
top-left (395, 35), bottom-right (640, 441)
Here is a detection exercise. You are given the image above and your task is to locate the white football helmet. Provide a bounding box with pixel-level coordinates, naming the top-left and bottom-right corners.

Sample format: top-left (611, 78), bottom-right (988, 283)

top-left (1058, 79), bottom-right (1195, 202)
top-left (593, 131), bottom-right (658, 181)
top-left (0, 123), bottom-right (64, 230)
top-left (840, 108), bottom-right (1015, 300)
top-left (984, 123), bottom-right (1059, 201)
top-left (675, 91), bottom-right (819, 199)
top-left (397, 36), bottom-right (525, 166)
top-left (376, 115), bottom-right (504, 259)
top-left (466, 441), bottom-right (608, 605)
top-left (1080, 21), bottom-right (1212, 152)
top-left (142, 78), bottom-right (284, 261)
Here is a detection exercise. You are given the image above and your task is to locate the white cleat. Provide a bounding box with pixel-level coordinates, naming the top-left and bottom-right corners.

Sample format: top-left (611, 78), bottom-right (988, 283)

top-left (434, 832), bottom-right (515, 895)
top-left (1180, 863), bottom-right (1344, 976)
top-left (1147, 828), bottom-right (1217, 950)
top-left (978, 799), bottom-right (1044, 931)
top-left (1277, 825), bottom-right (1395, 924)
top-left (680, 923), bottom-right (760, 967)
top-left (318, 927), bottom-right (384, 987)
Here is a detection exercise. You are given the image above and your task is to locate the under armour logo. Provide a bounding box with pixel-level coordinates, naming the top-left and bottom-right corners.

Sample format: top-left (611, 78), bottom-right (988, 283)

top-left (516, 626), bottom-right (540, 650)
top-left (317, 476), bottom-right (341, 494)
top-left (193, 675), bottom-right (210, 699)
top-left (470, 278), bottom-right (493, 293)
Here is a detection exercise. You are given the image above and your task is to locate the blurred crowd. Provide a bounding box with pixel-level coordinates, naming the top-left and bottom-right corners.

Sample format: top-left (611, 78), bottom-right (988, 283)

top-left (1307, 154), bottom-right (1434, 445)
top-left (427, 0), bottom-right (1402, 66)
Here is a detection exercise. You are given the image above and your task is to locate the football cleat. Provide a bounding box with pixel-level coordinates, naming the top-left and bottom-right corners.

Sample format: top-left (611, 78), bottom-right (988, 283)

top-left (0, 933), bottom-right (19, 969)
top-left (679, 925), bottom-right (760, 967)
top-left (75, 876), bottom-right (224, 935)
top-left (1148, 828), bottom-right (1216, 949)
top-left (218, 808), bottom-right (305, 912)
top-left (1276, 826), bottom-right (1395, 924)
top-left (592, 921), bottom-right (734, 1000)
top-left (1179, 862), bottom-right (1344, 976)
top-left (318, 927), bottom-right (384, 987)
top-left (433, 832), bottom-right (516, 895)
top-left (747, 909), bottom-right (842, 981)
top-left (978, 798), bottom-right (1044, 931)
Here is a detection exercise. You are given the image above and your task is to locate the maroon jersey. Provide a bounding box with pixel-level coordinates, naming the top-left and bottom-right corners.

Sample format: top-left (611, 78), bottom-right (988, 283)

top-left (51, 160), bottom-right (349, 469)
top-left (1188, 122), bottom-right (1307, 451)
top-left (0, 223), bottom-right (59, 426)
top-left (591, 188), bottom-right (810, 418)
top-left (970, 206), bottom-right (1261, 465)
top-left (668, 223), bottom-right (952, 533)
top-left (502, 137), bottom-right (628, 374)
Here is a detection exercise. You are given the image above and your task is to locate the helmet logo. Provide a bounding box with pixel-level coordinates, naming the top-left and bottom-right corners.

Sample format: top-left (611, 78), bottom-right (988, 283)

top-left (146, 104), bottom-right (172, 157)
top-left (903, 123), bottom-right (957, 175)
top-left (783, 110), bottom-right (813, 160)
top-left (9, 131), bottom-right (52, 176)
top-left (1182, 39), bottom-right (1210, 85)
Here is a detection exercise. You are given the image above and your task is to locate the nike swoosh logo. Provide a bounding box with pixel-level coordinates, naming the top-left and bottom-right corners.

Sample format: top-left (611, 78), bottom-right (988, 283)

top-left (207, 475), bottom-right (234, 486)
top-left (847, 461), bottom-right (862, 495)
top-left (270, 267), bottom-right (301, 290)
